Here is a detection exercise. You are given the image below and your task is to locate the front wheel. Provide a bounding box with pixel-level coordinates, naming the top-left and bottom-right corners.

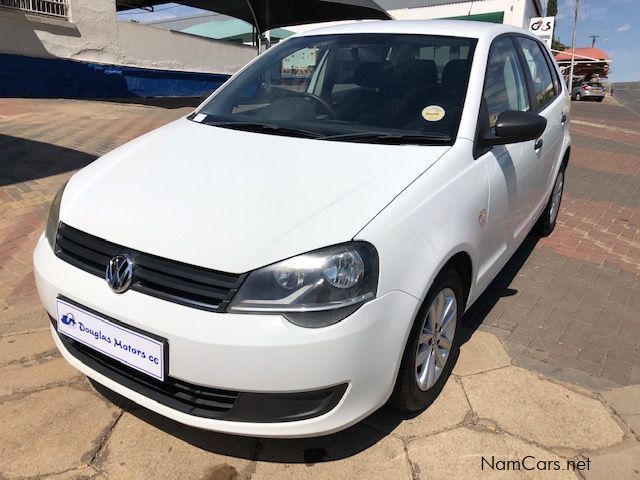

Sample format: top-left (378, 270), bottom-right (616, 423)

top-left (533, 166), bottom-right (565, 236)
top-left (389, 269), bottom-right (463, 412)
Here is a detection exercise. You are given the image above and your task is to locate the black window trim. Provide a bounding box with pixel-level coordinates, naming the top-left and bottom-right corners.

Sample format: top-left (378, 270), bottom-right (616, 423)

top-left (539, 40), bottom-right (564, 97)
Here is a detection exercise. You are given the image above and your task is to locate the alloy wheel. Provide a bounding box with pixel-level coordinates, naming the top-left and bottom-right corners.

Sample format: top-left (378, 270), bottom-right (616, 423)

top-left (415, 288), bottom-right (457, 391)
top-left (549, 170), bottom-right (564, 224)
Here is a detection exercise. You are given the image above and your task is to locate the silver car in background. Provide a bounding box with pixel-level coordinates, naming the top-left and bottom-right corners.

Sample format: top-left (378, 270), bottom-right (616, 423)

top-left (571, 81), bottom-right (605, 102)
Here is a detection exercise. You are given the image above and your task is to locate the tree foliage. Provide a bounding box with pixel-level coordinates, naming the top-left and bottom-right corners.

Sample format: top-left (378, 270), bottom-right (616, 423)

top-left (552, 38), bottom-right (568, 52)
top-left (547, 0), bottom-right (558, 16)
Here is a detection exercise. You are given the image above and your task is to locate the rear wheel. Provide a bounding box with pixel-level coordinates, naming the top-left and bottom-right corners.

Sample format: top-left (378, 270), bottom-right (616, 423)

top-left (575, 92), bottom-right (582, 101)
top-left (533, 166), bottom-right (565, 236)
top-left (389, 269), bottom-right (463, 412)
top-left (596, 97), bottom-right (604, 102)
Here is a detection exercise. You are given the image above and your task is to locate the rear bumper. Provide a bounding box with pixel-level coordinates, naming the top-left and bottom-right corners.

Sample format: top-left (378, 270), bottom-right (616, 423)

top-left (35, 234), bottom-right (420, 437)
top-left (577, 90), bottom-right (605, 99)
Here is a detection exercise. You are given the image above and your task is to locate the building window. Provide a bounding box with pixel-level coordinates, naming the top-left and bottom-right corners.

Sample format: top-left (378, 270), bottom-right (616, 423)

top-left (0, 0), bottom-right (69, 19)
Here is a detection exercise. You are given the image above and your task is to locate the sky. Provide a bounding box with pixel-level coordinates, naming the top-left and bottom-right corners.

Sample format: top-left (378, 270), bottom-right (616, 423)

top-left (553, 0), bottom-right (639, 82)
top-left (117, 0), bottom-right (640, 82)
top-left (116, 3), bottom-right (207, 23)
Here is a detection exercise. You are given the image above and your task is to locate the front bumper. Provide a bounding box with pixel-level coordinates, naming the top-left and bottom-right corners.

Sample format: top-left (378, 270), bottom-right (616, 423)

top-left (34, 234), bottom-right (420, 437)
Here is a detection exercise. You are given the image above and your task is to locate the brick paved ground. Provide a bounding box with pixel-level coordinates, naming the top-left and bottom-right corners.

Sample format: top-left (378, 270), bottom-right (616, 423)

top-left (1, 96), bottom-right (640, 479)
top-left (0, 98), bottom-right (192, 318)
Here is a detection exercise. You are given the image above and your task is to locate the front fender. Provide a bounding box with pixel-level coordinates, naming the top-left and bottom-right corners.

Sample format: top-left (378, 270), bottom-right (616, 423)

top-left (356, 140), bottom-right (485, 308)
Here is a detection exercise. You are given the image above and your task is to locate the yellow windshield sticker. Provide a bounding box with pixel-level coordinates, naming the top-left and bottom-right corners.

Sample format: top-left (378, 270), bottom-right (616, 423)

top-left (421, 105), bottom-right (445, 122)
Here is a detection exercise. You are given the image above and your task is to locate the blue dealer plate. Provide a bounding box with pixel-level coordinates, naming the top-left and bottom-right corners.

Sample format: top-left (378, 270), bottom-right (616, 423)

top-left (56, 298), bottom-right (165, 381)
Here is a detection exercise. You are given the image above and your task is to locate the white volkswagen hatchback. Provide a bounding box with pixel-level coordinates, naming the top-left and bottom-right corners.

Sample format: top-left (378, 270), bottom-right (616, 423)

top-left (34, 20), bottom-right (570, 438)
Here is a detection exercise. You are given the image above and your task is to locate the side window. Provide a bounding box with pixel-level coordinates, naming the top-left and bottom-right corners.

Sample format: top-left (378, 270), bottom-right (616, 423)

top-left (483, 37), bottom-right (530, 131)
top-left (280, 48), bottom-right (321, 92)
top-left (516, 37), bottom-right (558, 110)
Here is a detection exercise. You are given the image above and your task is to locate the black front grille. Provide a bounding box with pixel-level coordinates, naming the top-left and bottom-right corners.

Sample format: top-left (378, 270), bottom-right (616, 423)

top-left (55, 223), bottom-right (246, 312)
top-left (58, 330), bottom-right (238, 419)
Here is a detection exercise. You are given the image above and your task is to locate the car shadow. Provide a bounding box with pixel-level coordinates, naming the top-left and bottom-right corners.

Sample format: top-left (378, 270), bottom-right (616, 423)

top-left (0, 134), bottom-right (96, 186)
top-left (89, 235), bottom-right (540, 462)
top-left (459, 235), bottom-right (539, 343)
top-left (90, 379), bottom-right (405, 462)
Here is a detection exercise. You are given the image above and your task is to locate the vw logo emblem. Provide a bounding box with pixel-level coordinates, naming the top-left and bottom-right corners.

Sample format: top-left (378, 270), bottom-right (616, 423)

top-left (106, 255), bottom-right (134, 293)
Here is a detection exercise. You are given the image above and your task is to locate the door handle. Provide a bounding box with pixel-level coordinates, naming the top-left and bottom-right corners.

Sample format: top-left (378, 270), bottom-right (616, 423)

top-left (561, 113), bottom-right (567, 125)
top-left (534, 138), bottom-right (543, 150)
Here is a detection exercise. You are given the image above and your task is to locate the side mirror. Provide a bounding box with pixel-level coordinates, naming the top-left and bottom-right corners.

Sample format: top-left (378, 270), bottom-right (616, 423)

top-left (483, 110), bottom-right (547, 146)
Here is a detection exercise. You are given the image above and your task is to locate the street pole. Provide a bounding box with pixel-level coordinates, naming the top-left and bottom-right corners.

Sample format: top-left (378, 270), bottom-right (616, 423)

top-left (568, 0), bottom-right (579, 86)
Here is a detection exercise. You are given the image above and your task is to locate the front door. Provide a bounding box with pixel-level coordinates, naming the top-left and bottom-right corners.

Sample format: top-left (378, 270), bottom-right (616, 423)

top-left (475, 36), bottom-right (539, 293)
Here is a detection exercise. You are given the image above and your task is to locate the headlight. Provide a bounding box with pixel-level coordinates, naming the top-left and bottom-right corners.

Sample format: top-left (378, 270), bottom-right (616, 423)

top-left (45, 181), bottom-right (68, 250)
top-left (229, 242), bottom-right (378, 327)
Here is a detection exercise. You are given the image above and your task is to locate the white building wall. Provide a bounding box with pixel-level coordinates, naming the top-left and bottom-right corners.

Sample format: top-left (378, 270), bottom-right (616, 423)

top-left (288, 0), bottom-right (541, 34)
top-left (0, 0), bottom-right (255, 74)
top-left (390, 0), bottom-right (538, 28)
top-left (117, 22), bottom-right (254, 74)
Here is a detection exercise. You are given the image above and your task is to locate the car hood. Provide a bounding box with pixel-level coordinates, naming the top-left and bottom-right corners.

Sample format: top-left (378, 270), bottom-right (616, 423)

top-left (60, 118), bottom-right (448, 273)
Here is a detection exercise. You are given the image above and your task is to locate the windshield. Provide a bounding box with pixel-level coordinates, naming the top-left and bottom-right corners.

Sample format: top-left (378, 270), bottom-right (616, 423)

top-left (196, 33), bottom-right (476, 144)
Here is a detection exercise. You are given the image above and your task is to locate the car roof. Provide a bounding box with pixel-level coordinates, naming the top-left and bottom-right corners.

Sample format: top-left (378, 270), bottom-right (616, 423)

top-left (294, 19), bottom-right (531, 41)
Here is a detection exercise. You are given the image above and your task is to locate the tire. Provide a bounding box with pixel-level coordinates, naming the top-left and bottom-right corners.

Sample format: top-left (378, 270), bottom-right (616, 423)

top-left (533, 165), bottom-right (565, 237)
top-left (389, 269), bottom-right (464, 412)
top-left (596, 97), bottom-right (604, 102)
top-left (575, 92), bottom-right (582, 101)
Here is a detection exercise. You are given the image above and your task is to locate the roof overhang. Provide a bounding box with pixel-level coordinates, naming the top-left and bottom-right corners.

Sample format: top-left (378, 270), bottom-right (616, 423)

top-left (116, 0), bottom-right (391, 32)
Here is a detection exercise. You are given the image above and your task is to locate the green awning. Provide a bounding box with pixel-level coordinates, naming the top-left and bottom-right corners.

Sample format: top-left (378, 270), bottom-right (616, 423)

top-left (444, 11), bottom-right (504, 23)
top-left (182, 19), bottom-right (294, 43)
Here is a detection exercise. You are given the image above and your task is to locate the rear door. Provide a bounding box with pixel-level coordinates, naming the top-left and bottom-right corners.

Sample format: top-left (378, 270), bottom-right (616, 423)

top-left (514, 36), bottom-right (566, 221)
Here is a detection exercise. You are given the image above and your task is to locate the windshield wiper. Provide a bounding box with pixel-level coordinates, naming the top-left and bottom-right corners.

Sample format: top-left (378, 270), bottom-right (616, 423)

top-left (200, 120), bottom-right (323, 139)
top-left (319, 132), bottom-right (452, 145)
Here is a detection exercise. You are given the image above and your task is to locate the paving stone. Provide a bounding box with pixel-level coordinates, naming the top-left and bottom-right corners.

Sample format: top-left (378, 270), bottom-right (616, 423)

top-left (0, 357), bottom-right (82, 396)
top-left (461, 366), bottom-right (624, 450)
top-left (476, 324), bottom-right (511, 340)
top-left (0, 330), bottom-right (56, 365)
top-left (577, 342), bottom-right (607, 366)
top-left (452, 331), bottom-right (511, 376)
top-left (502, 339), bottom-right (527, 358)
top-left (407, 426), bottom-right (577, 480)
top-left (601, 357), bottom-right (633, 385)
top-left (603, 385), bottom-right (640, 435)
top-left (363, 378), bottom-right (471, 438)
top-left (582, 442), bottom-right (640, 480)
top-left (0, 307), bottom-right (50, 335)
top-left (541, 357), bottom-right (621, 391)
top-left (622, 416), bottom-right (640, 437)
top-left (0, 386), bottom-right (120, 479)
top-left (42, 466), bottom-right (98, 479)
top-left (95, 412), bottom-right (256, 480)
top-left (254, 425), bottom-right (411, 480)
